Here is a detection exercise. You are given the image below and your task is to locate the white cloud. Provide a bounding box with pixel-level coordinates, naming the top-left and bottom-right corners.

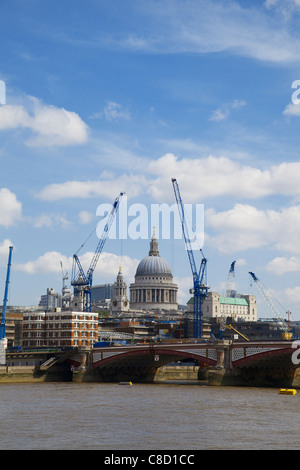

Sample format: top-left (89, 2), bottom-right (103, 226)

top-left (90, 101), bottom-right (131, 122)
top-left (265, 0), bottom-right (300, 16)
top-left (209, 99), bottom-right (246, 122)
top-left (103, 101), bottom-right (131, 121)
top-left (285, 286), bottom-right (300, 305)
top-left (15, 250), bottom-right (139, 283)
top-left (0, 188), bottom-right (22, 227)
top-left (0, 105), bottom-right (30, 129)
top-left (78, 211), bottom-right (94, 225)
top-left (0, 97), bottom-right (89, 147)
top-left (283, 103), bottom-right (300, 116)
top-left (37, 173), bottom-right (146, 201)
top-left (27, 101), bottom-right (89, 146)
top-left (174, 275), bottom-right (193, 304)
top-left (206, 204), bottom-right (300, 254)
top-left (15, 251), bottom-right (71, 275)
top-left (231, 99), bottom-right (247, 109)
top-left (235, 258), bottom-right (247, 267)
top-left (36, 152), bottom-right (300, 208)
top-left (33, 213), bottom-right (71, 229)
top-left (209, 108), bottom-right (229, 122)
top-left (77, 251), bottom-right (139, 282)
top-left (266, 256), bottom-right (300, 274)
top-left (147, 153), bottom-right (300, 202)
top-left (108, 0), bottom-right (300, 63)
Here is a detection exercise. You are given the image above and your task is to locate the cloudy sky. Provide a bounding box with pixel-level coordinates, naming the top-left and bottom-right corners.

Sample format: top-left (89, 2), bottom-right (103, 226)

top-left (1, 0), bottom-right (300, 319)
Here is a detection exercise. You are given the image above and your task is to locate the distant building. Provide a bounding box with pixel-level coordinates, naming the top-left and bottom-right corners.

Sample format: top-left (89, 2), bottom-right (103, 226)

top-left (39, 288), bottom-right (61, 310)
top-left (0, 311), bottom-right (23, 347)
top-left (91, 284), bottom-right (113, 303)
top-left (22, 310), bottom-right (98, 348)
top-left (188, 291), bottom-right (257, 322)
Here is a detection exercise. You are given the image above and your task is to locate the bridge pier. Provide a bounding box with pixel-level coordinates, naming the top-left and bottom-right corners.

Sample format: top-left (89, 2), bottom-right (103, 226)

top-left (207, 341), bottom-right (300, 388)
top-left (207, 342), bottom-right (234, 386)
top-left (71, 350), bottom-right (94, 382)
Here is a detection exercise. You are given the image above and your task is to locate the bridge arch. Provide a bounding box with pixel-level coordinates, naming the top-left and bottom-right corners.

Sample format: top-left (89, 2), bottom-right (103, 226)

top-left (231, 343), bottom-right (297, 369)
top-left (92, 343), bottom-right (217, 382)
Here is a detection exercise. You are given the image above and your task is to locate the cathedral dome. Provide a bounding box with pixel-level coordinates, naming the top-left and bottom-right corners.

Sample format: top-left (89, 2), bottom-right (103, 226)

top-left (135, 229), bottom-right (172, 277)
top-left (129, 229), bottom-right (178, 311)
top-left (136, 255), bottom-right (172, 276)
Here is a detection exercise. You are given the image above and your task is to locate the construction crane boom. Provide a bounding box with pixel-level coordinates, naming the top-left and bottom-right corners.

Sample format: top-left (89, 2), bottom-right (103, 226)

top-left (71, 192), bottom-right (124, 312)
top-left (224, 324), bottom-right (249, 341)
top-left (249, 271), bottom-right (288, 332)
top-left (0, 246), bottom-right (13, 341)
top-left (171, 178), bottom-right (208, 338)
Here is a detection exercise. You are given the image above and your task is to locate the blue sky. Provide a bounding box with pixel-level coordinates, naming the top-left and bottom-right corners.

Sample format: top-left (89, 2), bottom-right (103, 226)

top-left (1, 0), bottom-right (300, 320)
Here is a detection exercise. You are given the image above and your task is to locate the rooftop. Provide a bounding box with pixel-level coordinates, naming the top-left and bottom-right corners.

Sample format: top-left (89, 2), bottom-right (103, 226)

top-left (219, 296), bottom-right (248, 306)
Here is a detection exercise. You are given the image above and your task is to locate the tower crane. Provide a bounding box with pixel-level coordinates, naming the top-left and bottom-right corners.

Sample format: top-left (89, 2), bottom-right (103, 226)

top-left (71, 192), bottom-right (124, 312)
top-left (0, 246), bottom-right (13, 341)
top-left (249, 271), bottom-right (291, 338)
top-left (60, 261), bottom-right (68, 289)
top-left (171, 178), bottom-right (209, 338)
top-left (226, 261), bottom-right (236, 298)
top-left (60, 261), bottom-right (71, 309)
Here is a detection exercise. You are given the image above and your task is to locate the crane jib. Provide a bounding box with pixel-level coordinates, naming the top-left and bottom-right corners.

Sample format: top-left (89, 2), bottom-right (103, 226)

top-left (70, 192), bottom-right (124, 312)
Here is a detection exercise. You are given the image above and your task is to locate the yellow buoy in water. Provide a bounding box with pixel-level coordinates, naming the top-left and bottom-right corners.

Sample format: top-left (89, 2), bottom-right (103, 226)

top-left (279, 388), bottom-right (297, 395)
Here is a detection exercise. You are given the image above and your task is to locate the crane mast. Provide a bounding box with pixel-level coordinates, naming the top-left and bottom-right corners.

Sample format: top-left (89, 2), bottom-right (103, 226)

top-left (71, 192), bottom-right (124, 312)
top-left (171, 178), bottom-right (208, 338)
top-left (0, 246), bottom-right (13, 341)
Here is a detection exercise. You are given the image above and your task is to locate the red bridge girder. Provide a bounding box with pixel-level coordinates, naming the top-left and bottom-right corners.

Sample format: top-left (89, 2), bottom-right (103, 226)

top-left (92, 342), bottom-right (218, 369)
top-left (91, 340), bottom-right (298, 373)
top-left (231, 342), bottom-right (296, 369)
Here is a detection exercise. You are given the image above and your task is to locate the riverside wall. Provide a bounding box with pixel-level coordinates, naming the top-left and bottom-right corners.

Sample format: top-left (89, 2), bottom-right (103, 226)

top-left (0, 365), bottom-right (72, 383)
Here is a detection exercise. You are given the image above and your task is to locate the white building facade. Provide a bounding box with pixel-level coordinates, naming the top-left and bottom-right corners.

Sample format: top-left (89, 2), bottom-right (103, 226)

top-left (188, 292), bottom-right (257, 322)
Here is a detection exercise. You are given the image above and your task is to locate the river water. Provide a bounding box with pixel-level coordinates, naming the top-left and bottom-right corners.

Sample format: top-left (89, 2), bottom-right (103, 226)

top-left (0, 381), bottom-right (299, 450)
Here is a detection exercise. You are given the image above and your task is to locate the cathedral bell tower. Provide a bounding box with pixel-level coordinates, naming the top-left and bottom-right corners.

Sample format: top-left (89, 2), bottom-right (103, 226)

top-left (111, 267), bottom-right (129, 315)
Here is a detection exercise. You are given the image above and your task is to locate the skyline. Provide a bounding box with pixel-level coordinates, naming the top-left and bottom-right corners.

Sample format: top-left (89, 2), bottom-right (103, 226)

top-left (1, 0), bottom-right (300, 320)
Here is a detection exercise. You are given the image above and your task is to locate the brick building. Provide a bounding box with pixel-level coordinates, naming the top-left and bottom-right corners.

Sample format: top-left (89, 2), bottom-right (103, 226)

top-left (22, 310), bottom-right (98, 348)
top-left (0, 311), bottom-right (23, 347)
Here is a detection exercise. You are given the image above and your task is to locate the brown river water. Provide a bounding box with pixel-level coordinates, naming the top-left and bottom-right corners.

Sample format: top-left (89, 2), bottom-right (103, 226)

top-left (0, 382), bottom-right (299, 450)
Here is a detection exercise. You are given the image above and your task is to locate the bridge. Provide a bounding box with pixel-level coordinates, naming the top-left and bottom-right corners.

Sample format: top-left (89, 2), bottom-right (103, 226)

top-left (71, 339), bottom-right (300, 387)
top-left (4, 340), bottom-right (300, 387)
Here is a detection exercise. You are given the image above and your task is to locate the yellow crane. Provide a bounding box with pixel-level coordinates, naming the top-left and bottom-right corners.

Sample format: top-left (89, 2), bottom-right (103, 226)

top-left (221, 324), bottom-right (250, 341)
